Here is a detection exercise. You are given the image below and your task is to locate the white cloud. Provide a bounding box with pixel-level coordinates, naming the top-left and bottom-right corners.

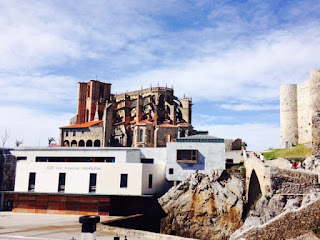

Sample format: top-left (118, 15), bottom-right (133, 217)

top-left (193, 122), bottom-right (280, 151)
top-left (220, 104), bottom-right (279, 111)
top-left (0, 106), bottom-right (73, 147)
top-left (112, 23), bottom-right (320, 105)
top-left (0, 74), bottom-right (78, 107)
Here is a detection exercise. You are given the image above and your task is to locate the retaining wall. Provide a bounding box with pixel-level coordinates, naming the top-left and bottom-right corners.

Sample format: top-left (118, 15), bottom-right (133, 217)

top-left (270, 168), bottom-right (320, 195)
top-left (233, 198), bottom-right (320, 239)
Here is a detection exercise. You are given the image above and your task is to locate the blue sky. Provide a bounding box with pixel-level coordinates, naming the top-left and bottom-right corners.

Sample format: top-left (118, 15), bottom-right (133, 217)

top-left (1, 0), bottom-right (320, 150)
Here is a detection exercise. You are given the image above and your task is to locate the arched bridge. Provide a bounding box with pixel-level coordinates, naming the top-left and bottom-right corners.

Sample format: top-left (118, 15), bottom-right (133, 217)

top-left (243, 150), bottom-right (320, 208)
top-left (244, 152), bottom-right (271, 207)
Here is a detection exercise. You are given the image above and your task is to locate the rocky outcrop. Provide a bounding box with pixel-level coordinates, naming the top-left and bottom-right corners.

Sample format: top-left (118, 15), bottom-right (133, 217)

top-left (231, 193), bottom-right (320, 239)
top-left (158, 169), bottom-right (245, 240)
top-left (304, 155), bottom-right (320, 171)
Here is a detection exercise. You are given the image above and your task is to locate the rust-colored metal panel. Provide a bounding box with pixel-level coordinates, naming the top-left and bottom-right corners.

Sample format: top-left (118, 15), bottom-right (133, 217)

top-left (98, 196), bottom-right (110, 203)
top-left (79, 196), bottom-right (98, 203)
top-left (18, 195), bottom-right (36, 201)
top-left (49, 195), bottom-right (67, 202)
top-left (66, 196), bottom-right (80, 215)
top-left (17, 200), bottom-right (36, 213)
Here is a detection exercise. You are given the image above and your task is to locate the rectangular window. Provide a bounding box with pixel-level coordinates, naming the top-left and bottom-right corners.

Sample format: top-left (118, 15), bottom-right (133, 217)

top-left (58, 173), bottom-right (66, 192)
top-left (17, 156), bottom-right (27, 160)
top-left (141, 158), bottom-right (154, 164)
top-left (89, 173), bottom-right (97, 193)
top-left (73, 131), bottom-right (76, 137)
top-left (65, 131), bottom-right (69, 137)
top-left (120, 174), bottom-right (128, 188)
top-left (36, 157), bottom-right (115, 163)
top-left (176, 150), bottom-right (198, 163)
top-left (148, 174), bottom-right (153, 188)
top-left (28, 172), bottom-right (36, 191)
top-left (169, 168), bottom-right (174, 175)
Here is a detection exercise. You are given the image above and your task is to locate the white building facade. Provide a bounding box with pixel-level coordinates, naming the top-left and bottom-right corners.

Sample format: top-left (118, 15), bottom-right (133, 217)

top-left (4, 137), bottom-right (225, 215)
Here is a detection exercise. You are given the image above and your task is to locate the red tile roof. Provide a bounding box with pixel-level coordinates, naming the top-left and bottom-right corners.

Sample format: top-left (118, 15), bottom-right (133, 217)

top-left (157, 124), bottom-right (178, 128)
top-left (178, 122), bottom-right (191, 126)
top-left (138, 119), bottom-right (154, 124)
top-left (60, 120), bottom-right (103, 129)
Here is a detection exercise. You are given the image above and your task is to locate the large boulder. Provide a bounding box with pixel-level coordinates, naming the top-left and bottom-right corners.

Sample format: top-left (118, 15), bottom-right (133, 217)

top-left (158, 169), bottom-right (245, 240)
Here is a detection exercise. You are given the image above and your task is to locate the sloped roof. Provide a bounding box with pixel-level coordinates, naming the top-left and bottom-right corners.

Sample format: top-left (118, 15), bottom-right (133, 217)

top-left (60, 120), bottom-right (103, 129)
top-left (176, 135), bottom-right (224, 143)
top-left (157, 124), bottom-right (178, 128)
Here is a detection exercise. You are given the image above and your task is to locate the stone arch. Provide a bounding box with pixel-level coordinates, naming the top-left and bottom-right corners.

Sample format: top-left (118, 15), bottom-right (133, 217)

top-left (94, 139), bottom-right (100, 147)
top-left (247, 169), bottom-right (262, 210)
top-left (78, 140), bottom-right (85, 147)
top-left (71, 140), bottom-right (77, 147)
top-left (86, 140), bottom-right (92, 147)
top-left (63, 140), bottom-right (70, 147)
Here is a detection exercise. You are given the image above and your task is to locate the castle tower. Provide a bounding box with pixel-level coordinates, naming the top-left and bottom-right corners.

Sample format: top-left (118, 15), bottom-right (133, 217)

top-left (280, 84), bottom-right (298, 147)
top-left (310, 69), bottom-right (320, 107)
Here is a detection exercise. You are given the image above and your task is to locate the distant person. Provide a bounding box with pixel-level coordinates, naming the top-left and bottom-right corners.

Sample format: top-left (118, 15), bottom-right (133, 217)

top-left (260, 154), bottom-right (265, 162)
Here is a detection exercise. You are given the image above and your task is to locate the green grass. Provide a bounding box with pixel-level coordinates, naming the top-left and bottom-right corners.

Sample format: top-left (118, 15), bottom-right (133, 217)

top-left (263, 144), bottom-right (312, 160)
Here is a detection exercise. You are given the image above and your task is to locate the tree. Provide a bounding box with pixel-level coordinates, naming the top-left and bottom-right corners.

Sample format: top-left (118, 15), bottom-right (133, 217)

top-left (1, 129), bottom-right (10, 147)
top-left (15, 140), bottom-right (23, 147)
top-left (242, 141), bottom-right (248, 150)
top-left (48, 137), bottom-right (55, 146)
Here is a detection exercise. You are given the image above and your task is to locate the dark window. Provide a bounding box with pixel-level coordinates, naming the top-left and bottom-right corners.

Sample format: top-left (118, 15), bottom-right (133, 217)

top-left (139, 129), bottom-right (144, 142)
top-left (89, 173), bottom-right (97, 192)
top-left (141, 158), bottom-right (154, 164)
top-left (17, 156), bottom-right (27, 160)
top-left (66, 131), bottom-right (69, 137)
top-left (99, 86), bottom-right (104, 98)
top-left (176, 150), bottom-right (198, 163)
top-left (58, 173), bottom-right (66, 192)
top-left (148, 174), bottom-right (153, 188)
top-left (28, 172), bottom-right (36, 191)
top-left (36, 157), bottom-right (115, 162)
top-left (94, 140), bottom-right (101, 147)
top-left (73, 131), bottom-right (76, 137)
top-left (86, 140), bottom-right (92, 147)
top-left (120, 174), bottom-right (128, 188)
top-left (79, 140), bottom-right (85, 147)
top-left (169, 168), bottom-right (174, 174)
top-left (147, 130), bottom-right (151, 143)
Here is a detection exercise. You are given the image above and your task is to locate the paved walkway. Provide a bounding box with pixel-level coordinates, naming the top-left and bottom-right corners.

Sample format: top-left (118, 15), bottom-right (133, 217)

top-left (0, 212), bottom-right (152, 240)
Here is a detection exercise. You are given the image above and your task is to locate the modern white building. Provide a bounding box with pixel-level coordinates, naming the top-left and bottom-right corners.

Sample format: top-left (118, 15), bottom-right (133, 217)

top-left (3, 136), bottom-right (225, 215)
top-left (166, 135), bottom-right (225, 181)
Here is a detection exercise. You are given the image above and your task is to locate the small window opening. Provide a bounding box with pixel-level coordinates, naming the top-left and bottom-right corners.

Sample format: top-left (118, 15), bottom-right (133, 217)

top-left (89, 173), bottom-right (97, 192)
top-left (58, 173), bottom-right (66, 192)
top-left (139, 129), bottom-right (144, 142)
top-left (28, 172), bottom-right (36, 191)
top-left (148, 174), bottom-right (153, 188)
top-left (120, 174), bottom-right (128, 188)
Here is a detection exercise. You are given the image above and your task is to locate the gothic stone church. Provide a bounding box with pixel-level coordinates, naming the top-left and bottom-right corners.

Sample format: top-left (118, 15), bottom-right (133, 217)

top-left (59, 80), bottom-right (194, 147)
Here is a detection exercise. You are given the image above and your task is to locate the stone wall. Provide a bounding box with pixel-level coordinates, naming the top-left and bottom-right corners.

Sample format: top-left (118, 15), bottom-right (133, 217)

top-left (280, 84), bottom-right (298, 147)
top-left (280, 69), bottom-right (320, 147)
top-left (270, 168), bottom-right (320, 195)
top-left (297, 80), bottom-right (312, 144)
top-left (312, 114), bottom-right (320, 157)
top-left (234, 198), bottom-right (320, 240)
